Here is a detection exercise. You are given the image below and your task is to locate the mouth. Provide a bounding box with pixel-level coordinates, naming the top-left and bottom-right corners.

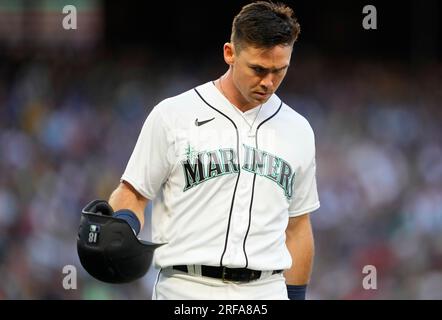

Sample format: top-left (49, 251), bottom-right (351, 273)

top-left (254, 92), bottom-right (270, 99)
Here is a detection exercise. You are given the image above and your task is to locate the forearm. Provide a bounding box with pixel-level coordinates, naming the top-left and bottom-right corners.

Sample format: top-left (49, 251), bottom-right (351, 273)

top-left (108, 181), bottom-right (148, 229)
top-left (284, 215), bottom-right (315, 285)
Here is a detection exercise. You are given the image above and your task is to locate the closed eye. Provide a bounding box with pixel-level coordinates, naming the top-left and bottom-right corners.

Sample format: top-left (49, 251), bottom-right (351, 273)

top-left (252, 66), bottom-right (267, 75)
top-left (249, 64), bottom-right (289, 76)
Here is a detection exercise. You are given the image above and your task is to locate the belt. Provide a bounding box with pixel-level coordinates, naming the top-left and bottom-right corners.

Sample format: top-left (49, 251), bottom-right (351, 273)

top-left (172, 265), bottom-right (283, 283)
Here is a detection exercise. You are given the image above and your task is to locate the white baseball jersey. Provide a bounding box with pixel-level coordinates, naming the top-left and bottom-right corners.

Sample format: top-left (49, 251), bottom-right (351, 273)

top-left (121, 81), bottom-right (320, 271)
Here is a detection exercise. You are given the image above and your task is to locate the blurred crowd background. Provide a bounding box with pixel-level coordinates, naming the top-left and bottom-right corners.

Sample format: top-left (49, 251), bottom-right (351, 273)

top-left (0, 0), bottom-right (441, 299)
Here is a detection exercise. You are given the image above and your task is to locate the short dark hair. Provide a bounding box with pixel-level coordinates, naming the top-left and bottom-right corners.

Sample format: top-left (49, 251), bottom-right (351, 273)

top-left (231, 1), bottom-right (301, 52)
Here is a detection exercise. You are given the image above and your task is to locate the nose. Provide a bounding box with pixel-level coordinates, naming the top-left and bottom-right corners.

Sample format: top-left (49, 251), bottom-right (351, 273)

top-left (259, 74), bottom-right (274, 91)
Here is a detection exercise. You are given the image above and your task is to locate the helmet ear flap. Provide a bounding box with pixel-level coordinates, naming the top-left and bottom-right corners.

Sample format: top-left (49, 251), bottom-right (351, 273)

top-left (82, 199), bottom-right (114, 216)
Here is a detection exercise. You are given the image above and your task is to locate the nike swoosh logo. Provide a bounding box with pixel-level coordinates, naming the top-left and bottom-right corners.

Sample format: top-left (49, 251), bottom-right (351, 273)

top-left (195, 117), bottom-right (215, 126)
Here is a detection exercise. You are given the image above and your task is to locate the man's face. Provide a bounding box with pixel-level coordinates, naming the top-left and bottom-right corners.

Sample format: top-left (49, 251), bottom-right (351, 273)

top-left (230, 44), bottom-right (292, 106)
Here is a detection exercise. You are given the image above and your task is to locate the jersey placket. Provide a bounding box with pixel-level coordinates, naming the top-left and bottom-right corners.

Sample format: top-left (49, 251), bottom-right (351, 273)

top-left (221, 112), bottom-right (259, 267)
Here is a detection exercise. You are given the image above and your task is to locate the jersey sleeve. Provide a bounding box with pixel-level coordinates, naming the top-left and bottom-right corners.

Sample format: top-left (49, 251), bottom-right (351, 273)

top-left (288, 127), bottom-right (320, 217)
top-left (121, 103), bottom-right (175, 200)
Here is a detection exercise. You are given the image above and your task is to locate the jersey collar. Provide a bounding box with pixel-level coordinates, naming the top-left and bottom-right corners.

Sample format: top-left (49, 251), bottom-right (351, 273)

top-left (195, 81), bottom-right (282, 127)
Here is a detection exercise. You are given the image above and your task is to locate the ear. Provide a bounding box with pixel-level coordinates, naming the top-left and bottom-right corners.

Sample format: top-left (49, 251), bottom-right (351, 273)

top-left (223, 43), bottom-right (235, 66)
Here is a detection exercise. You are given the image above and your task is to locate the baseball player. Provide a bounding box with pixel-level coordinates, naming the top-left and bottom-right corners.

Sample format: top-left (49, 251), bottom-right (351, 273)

top-left (98, 1), bottom-right (320, 300)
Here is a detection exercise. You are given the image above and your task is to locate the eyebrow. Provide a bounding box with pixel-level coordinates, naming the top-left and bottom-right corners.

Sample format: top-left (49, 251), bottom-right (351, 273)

top-left (248, 63), bottom-right (289, 72)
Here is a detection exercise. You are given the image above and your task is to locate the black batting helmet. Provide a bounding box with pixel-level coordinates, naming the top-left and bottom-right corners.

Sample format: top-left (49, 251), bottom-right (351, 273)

top-left (77, 200), bottom-right (163, 284)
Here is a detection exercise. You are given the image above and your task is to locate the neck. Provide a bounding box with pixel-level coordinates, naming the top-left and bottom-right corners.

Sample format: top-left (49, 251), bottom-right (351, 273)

top-left (216, 71), bottom-right (259, 112)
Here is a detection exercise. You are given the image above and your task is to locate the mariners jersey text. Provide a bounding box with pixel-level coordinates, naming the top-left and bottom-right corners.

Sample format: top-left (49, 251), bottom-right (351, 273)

top-left (181, 144), bottom-right (294, 199)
